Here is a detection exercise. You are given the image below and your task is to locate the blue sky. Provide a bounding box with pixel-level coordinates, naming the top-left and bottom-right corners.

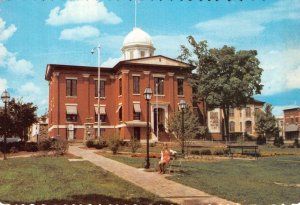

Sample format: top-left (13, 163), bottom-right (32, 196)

top-left (0, 0), bottom-right (299, 117)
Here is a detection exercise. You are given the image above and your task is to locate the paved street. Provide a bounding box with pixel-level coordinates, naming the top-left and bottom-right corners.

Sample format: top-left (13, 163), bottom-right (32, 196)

top-left (69, 145), bottom-right (236, 205)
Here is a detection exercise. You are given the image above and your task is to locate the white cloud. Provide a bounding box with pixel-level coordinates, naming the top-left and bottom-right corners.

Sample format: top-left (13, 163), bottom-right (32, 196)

top-left (0, 18), bottom-right (17, 42)
top-left (0, 43), bottom-right (9, 66)
top-left (286, 66), bottom-right (300, 89)
top-left (46, 0), bottom-right (122, 25)
top-left (0, 78), bottom-right (7, 93)
top-left (0, 44), bottom-right (33, 75)
top-left (7, 55), bottom-right (33, 75)
top-left (152, 35), bottom-right (190, 58)
top-left (18, 82), bottom-right (41, 95)
top-left (101, 56), bottom-right (122, 67)
top-left (273, 104), bottom-right (299, 117)
top-left (259, 47), bottom-right (300, 95)
top-left (195, 0), bottom-right (300, 39)
top-left (60, 26), bottom-right (100, 41)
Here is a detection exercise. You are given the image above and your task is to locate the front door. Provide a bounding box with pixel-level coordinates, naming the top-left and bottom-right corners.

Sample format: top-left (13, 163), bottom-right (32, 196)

top-left (134, 127), bottom-right (140, 140)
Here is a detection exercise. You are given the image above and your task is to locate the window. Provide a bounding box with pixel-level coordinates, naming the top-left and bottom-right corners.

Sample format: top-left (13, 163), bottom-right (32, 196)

top-left (140, 51), bottom-right (145, 58)
top-left (246, 107), bottom-right (251, 117)
top-left (66, 79), bottom-right (77, 96)
top-left (95, 106), bottom-right (106, 122)
top-left (177, 79), bottom-right (184, 95)
top-left (229, 108), bottom-right (234, 117)
top-left (95, 80), bottom-right (105, 97)
top-left (133, 103), bottom-right (141, 120)
top-left (130, 51), bottom-right (134, 59)
top-left (154, 77), bottom-right (164, 95)
top-left (240, 122), bottom-right (242, 132)
top-left (119, 106), bottom-right (122, 122)
top-left (239, 109), bottom-right (242, 117)
top-left (95, 114), bottom-right (106, 123)
top-left (119, 78), bottom-right (122, 95)
top-left (229, 121), bottom-right (235, 132)
top-left (133, 76), bottom-right (140, 94)
top-left (66, 105), bottom-right (77, 122)
top-left (134, 111), bottom-right (141, 120)
top-left (66, 114), bottom-right (77, 122)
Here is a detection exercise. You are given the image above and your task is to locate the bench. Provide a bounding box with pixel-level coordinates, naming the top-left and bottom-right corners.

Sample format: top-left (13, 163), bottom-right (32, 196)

top-left (167, 153), bottom-right (185, 174)
top-left (227, 145), bottom-right (259, 159)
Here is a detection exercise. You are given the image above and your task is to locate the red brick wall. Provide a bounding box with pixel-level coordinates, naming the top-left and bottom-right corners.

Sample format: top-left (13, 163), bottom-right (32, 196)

top-left (47, 64), bottom-right (193, 141)
top-left (284, 109), bottom-right (300, 124)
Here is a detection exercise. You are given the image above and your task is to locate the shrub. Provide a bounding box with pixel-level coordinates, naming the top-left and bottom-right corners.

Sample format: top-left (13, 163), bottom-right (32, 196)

top-left (200, 149), bottom-right (212, 155)
top-left (51, 138), bottom-right (69, 156)
top-left (94, 139), bottom-right (108, 149)
top-left (190, 150), bottom-right (200, 155)
top-left (38, 139), bottom-right (52, 151)
top-left (24, 142), bottom-right (38, 152)
top-left (129, 138), bottom-right (141, 153)
top-left (293, 138), bottom-right (299, 148)
top-left (86, 140), bottom-right (94, 148)
top-left (150, 142), bottom-right (156, 147)
top-left (213, 149), bottom-right (226, 155)
top-left (9, 146), bottom-right (19, 153)
top-left (256, 135), bottom-right (266, 145)
top-left (274, 136), bottom-right (284, 147)
top-left (108, 135), bottom-right (121, 154)
top-left (119, 140), bottom-right (128, 147)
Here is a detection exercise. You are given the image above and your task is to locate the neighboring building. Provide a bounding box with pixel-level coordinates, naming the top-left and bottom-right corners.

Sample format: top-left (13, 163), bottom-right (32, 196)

top-left (283, 108), bottom-right (300, 140)
top-left (45, 27), bottom-right (193, 142)
top-left (28, 116), bottom-right (48, 142)
top-left (207, 99), bottom-right (265, 140)
top-left (276, 116), bottom-right (285, 139)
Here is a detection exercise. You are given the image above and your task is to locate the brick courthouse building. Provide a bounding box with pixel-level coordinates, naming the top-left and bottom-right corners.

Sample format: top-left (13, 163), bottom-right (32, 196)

top-left (45, 28), bottom-right (193, 141)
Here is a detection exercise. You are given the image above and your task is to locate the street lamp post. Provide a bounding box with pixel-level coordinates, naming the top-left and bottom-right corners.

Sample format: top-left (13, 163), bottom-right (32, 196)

top-left (1, 90), bottom-right (10, 160)
top-left (143, 87), bottom-right (152, 169)
top-left (91, 44), bottom-right (101, 140)
top-left (179, 99), bottom-right (186, 154)
top-left (155, 80), bottom-right (163, 141)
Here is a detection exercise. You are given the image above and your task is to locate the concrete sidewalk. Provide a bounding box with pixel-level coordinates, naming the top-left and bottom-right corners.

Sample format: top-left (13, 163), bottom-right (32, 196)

top-left (69, 145), bottom-right (236, 205)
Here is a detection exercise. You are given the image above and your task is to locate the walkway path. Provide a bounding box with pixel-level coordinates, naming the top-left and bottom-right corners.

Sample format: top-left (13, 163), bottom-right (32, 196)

top-left (69, 145), bottom-right (235, 205)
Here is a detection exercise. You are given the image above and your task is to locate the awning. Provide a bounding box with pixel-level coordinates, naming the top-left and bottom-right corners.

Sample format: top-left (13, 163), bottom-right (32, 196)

top-left (133, 103), bottom-right (141, 113)
top-left (95, 106), bottom-right (106, 115)
top-left (125, 121), bottom-right (148, 127)
top-left (66, 105), bottom-right (77, 115)
top-left (116, 105), bottom-right (122, 113)
top-left (285, 124), bottom-right (299, 132)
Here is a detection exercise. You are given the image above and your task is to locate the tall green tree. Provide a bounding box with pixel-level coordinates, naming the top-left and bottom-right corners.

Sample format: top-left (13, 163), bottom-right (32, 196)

top-left (255, 104), bottom-right (279, 139)
top-left (0, 99), bottom-right (38, 141)
top-left (168, 107), bottom-right (205, 154)
top-left (178, 36), bottom-right (263, 140)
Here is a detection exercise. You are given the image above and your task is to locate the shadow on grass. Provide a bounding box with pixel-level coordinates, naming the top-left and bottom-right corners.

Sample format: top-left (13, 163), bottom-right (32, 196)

top-left (4, 193), bottom-right (172, 205)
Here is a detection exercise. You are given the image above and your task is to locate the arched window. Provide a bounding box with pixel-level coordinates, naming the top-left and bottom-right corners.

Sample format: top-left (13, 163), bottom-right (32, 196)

top-left (229, 121), bottom-right (235, 132)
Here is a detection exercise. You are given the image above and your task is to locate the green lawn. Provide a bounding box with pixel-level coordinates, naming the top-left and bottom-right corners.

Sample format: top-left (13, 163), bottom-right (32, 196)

top-left (105, 154), bottom-right (300, 204)
top-left (0, 157), bottom-right (169, 204)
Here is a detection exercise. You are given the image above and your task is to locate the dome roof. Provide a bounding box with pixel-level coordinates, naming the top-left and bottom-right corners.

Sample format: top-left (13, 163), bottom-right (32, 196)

top-left (123, 27), bottom-right (153, 47)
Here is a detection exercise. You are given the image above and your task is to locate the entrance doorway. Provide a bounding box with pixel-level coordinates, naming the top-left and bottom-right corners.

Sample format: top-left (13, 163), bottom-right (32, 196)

top-left (67, 124), bottom-right (74, 141)
top-left (134, 127), bottom-right (140, 140)
top-left (154, 108), bottom-right (165, 135)
top-left (245, 121), bottom-right (252, 134)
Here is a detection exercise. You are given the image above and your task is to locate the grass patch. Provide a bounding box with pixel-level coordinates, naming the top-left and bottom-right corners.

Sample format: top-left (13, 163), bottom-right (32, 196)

top-left (0, 157), bottom-right (170, 204)
top-left (167, 155), bottom-right (300, 205)
top-left (105, 153), bottom-right (300, 204)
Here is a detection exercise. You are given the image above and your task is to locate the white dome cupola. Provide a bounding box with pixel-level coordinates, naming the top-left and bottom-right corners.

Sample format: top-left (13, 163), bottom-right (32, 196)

top-left (122, 27), bottom-right (155, 60)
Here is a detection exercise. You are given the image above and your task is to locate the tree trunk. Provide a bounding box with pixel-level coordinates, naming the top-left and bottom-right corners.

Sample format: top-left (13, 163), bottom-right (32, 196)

top-left (222, 106), bottom-right (230, 143)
